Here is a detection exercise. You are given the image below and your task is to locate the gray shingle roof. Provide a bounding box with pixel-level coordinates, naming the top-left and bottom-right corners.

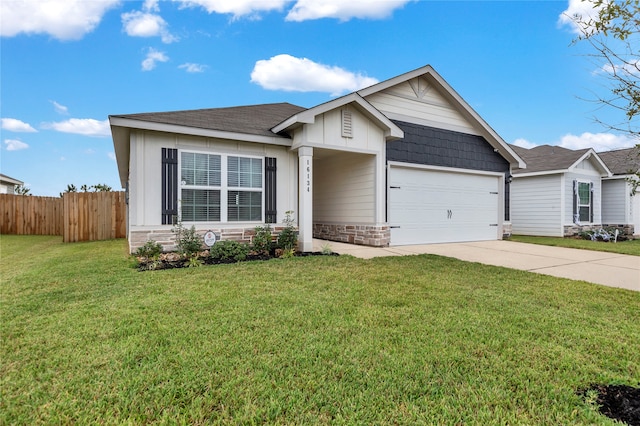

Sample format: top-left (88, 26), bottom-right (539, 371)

top-left (110, 103), bottom-right (307, 138)
top-left (510, 144), bottom-right (591, 174)
top-left (597, 146), bottom-right (640, 175)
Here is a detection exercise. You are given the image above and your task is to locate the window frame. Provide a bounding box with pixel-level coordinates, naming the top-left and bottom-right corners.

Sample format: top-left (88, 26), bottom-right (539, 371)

top-left (178, 149), bottom-right (264, 223)
top-left (576, 180), bottom-right (592, 224)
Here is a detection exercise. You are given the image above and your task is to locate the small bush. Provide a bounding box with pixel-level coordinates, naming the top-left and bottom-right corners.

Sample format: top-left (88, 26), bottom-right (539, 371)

top-left (210, 240), bottom-right (250, 262)
top-left (172, 223), bottom-right (203, 257)
top-left (134, 240), bottom-right (163, 260)
top-left (252, 225), bottom-right (273, 255)
top-left (277, 210), bottom-right (298, 251)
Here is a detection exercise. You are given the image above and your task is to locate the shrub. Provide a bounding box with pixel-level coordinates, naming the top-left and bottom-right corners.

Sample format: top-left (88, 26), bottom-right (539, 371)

top-left (252, 225), bottom-right (273, 255)
top-left (210, 240), bottom-right (250, 262)
top-left (172, 222), bottom-right (203, 257)
top-left (134, 240), bottom-right (163, 260)
top-left (277, 210), bottom-right (298, 251)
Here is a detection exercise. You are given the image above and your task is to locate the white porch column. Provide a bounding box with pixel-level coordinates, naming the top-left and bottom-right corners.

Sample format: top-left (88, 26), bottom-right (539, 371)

top-left (298, 146), bottom-right (313, 252)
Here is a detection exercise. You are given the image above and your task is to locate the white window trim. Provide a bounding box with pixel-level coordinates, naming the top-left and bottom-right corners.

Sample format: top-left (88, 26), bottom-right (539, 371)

top-left (178, 149), bottom-right (264, 224)
top-left (576, 179), bottom-right (592, 224)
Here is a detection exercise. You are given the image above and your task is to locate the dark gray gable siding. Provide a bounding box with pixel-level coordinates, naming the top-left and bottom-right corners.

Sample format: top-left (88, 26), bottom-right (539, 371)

top-left (387, 120), bottom-right (509, 173)
top-left (387, 120), bottom-right (511, 220)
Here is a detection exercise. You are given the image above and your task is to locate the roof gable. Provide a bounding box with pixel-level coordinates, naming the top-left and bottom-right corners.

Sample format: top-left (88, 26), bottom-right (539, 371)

top-left (358, 65), bottom-right (525, 168)
top-left (271, 93), bottom-right (403, 140)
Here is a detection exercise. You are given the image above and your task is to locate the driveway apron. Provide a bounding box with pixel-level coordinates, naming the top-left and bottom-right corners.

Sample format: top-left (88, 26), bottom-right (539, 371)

top-left (314, 239), bottom-right (640, 292)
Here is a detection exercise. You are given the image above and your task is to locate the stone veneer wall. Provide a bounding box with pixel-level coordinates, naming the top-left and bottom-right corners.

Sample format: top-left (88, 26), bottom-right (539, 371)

top-left (128, 226), bottom-right (288, 253)
top-left (313, 223), bottom-right (390, 247)
top-left (563, 223), bottom-right (635, 237)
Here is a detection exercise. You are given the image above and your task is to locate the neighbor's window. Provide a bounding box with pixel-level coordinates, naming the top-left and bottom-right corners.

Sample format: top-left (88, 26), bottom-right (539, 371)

top-left (577, 181), bottom-right (591, 222)
top-left (180, 152), bottom-right (262, 222)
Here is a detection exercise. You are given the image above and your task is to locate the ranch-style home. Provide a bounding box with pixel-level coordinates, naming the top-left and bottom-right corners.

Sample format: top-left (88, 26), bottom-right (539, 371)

top-left (0, 174), bottom-right (24, 194)
top-left (598, 146), bottom-right (640, 236)
top-left (509, 144), bottom-right (612, 237)
top-left (109, 65), bottom-right (526, 253)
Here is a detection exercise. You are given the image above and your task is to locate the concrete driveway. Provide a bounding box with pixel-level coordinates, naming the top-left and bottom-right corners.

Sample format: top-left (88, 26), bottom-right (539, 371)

top-left (313, 239), bottom-right (640, 292)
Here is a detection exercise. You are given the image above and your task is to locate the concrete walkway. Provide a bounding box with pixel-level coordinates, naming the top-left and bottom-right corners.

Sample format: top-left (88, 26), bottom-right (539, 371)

top-left (313, 239), bottom-right (640, 292)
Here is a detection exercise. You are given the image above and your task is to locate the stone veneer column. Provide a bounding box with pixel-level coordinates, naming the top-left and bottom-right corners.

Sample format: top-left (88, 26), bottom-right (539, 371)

top-left (298, 146), bottom-right (313, 252)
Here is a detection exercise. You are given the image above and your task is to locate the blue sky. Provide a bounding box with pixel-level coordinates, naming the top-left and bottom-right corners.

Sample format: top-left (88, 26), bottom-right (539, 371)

top-left (1, 0), bottom-right (637, 196)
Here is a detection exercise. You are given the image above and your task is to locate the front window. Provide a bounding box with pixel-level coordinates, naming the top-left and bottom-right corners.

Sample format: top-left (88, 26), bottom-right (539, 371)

top-left (577, 181), bottom-right (591, 222)
top-left (180, 152), bottom-right (263, 222)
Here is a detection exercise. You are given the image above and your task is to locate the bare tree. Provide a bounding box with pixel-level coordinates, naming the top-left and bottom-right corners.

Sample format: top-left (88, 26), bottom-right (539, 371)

top-left (570, 0), bottom-right (639, 138)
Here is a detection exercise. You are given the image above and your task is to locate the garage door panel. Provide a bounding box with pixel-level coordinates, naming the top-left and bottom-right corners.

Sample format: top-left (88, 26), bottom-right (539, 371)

top-left (389, 166), bottom-right (500, 245)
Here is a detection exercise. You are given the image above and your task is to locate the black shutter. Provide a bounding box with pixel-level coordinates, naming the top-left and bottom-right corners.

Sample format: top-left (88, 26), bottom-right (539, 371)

top-left (265, 157), bottom-right (277, 223)
top-left (572, 179), bottom-right (578, 223)
top-left (589, 181), bottom-right (594, 223)
top-left (162, 148), bottom-right (178, 225)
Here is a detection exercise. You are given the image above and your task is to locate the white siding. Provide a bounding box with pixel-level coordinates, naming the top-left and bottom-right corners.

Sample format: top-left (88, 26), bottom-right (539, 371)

top-left (128, 130), bottom-right (297, 228)
top-left (364, 78), bottom-right (478, 135)
top-left (601, 179), bottom-right (628, 223)
top-left (511, 174), bottom-right (563, 236)
top-left (313, 152), bottom-right (376, 223)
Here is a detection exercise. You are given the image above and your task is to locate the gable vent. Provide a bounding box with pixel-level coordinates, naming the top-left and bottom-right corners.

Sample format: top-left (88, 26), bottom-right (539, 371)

top-left (341, 109), bottom-right (353, 138)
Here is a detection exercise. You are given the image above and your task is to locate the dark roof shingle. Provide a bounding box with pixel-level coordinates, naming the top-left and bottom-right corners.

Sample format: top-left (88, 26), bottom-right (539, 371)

top-left (597, 146), bottom-right (640, 175)
top-left (510, 144), bottom-right (591, 174)
top-left (110, 103), bottom-right (307, 138)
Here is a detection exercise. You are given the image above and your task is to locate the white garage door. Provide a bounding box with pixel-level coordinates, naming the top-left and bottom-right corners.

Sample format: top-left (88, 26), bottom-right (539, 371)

top-left (389, 165), bottom-right (501, 245)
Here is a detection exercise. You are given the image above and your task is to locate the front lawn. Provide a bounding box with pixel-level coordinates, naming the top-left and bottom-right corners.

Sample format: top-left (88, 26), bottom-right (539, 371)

top-left (1, 235), bottom-right (639, 424)
top-left (510, 234), bottom-right (640, 256)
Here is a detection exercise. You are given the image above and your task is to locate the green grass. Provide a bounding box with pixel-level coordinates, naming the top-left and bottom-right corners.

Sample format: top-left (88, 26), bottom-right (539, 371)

top-left (2, 235), bottom-right (639, 425)
top-left (510, 234), bottom-right (640, 256)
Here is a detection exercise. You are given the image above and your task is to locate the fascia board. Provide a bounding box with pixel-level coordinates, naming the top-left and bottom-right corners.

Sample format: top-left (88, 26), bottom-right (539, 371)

top-left (108, 117), bottom-right (293, 147)
top-left (512, 169), bottom-right (566, 178)
top-left (0, 176), bottom-right (24, 185)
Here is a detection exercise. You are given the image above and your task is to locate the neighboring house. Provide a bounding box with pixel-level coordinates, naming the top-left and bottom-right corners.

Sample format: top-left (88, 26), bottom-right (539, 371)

top-left (598, 146), bottom-right (640, 236)
top-left (509, 145), bottom-right (612, 237)
top-left (110, 65), bottom-right (525, 253)
top-left (0, 174), bottom-right (24, 194)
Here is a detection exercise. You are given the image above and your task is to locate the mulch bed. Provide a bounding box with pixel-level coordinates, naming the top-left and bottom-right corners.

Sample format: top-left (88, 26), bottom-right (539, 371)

top-left (137, 251), bottom-right (338, 271)
top-left (580, 384), bottom-right (640, 425)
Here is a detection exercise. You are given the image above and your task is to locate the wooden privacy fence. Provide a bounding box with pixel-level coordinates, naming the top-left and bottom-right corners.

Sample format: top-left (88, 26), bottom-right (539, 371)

top-left (1, 192), bottom-right (126, 242)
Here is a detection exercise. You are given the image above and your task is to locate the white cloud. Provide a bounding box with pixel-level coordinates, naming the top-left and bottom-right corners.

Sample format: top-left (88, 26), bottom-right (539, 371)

top-left (50, 100), bottom-right (69, 115)
top-left (558, 0), bottom-right (604, 35)
top-left (0, 0), bottom-right (120, 40)
top-left (559, 132), bottom-right (637, 151)
top-left (179, 63), bottom-right (207, 73)
top-left (251, 54), bottom-right (378, 96)
top-left (174, 0), bottom-right (290, 20)
top-left (122, 10), bottom-right (177, 43)
top-left (1, 118), bottom-right (37, 133)
top-left (108, 152), bottom-right (116, 161)
top-left (43, 118), bottom-right (111, 137)
top-left (5, 139), bottom-right (29, 151)
top-left (141, 48), bottom-right (169, 71)
top-left (601, 59), bottom-right (640, 77)
top-left (511, 138), bottom-right (538, 149)
top-left (143, 0), bottom-right (160, 12)
top-left (286, 0), bottom-right (411, 22)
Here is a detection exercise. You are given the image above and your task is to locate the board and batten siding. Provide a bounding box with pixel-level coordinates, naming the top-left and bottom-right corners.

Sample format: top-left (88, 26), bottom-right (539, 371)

top-left (364, 78), bottom-right (478, 136)
top-left (601, 178), bottom-right (628, 224)
top-left (128, 130), bottom-right (297, 227)
top-left (511, 174), bottom-right (563, 236)
top-left (313, 152), bottom-right (376, 224)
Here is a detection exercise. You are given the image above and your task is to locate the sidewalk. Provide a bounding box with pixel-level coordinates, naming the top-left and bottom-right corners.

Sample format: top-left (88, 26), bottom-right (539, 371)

top-left (313, 239), bottom-right (640, 292)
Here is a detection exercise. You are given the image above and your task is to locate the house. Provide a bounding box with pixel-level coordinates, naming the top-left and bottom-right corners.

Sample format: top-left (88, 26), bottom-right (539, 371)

top-left (598, 146), bottom-right (640, 236)
top-left (0, 174), bottom-right (24, 194)
top-left (110, 65), bottom-right (525, 253)
top-left (509, 144), bottom-right (612, 237)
